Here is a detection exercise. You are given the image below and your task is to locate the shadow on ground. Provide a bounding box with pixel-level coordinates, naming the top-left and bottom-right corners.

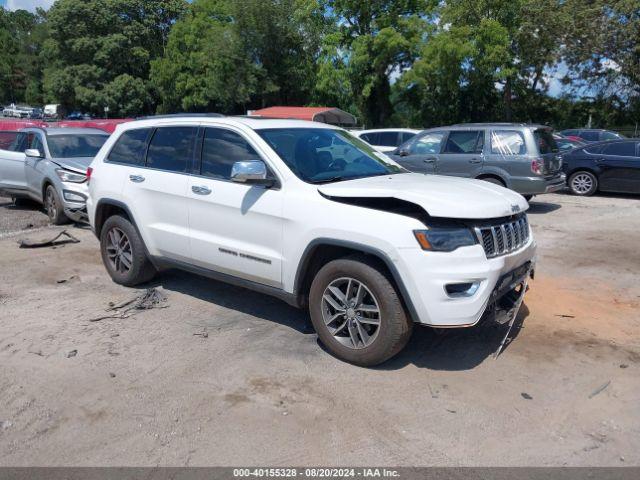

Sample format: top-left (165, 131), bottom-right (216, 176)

top-left (527, 200), bottom-right (561, 214)
top-left (154, 269), bottom-right (530, 370)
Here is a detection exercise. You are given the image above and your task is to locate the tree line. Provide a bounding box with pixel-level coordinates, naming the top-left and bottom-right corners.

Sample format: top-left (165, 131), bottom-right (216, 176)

top-left (1, 0), bottom-right (638, 129)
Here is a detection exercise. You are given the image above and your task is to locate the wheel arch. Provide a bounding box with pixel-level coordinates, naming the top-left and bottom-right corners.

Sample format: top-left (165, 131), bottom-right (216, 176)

top-left (476, 173), bottom-right (507, 187)
top-left (94, 198), bottom-right (136, 238)
top-left (293, 238), bottom-right (419, 323)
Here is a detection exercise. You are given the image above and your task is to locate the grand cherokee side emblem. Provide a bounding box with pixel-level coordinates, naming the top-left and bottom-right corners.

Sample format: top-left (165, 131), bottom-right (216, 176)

top-left (511, 204), bottom-right (520, 213)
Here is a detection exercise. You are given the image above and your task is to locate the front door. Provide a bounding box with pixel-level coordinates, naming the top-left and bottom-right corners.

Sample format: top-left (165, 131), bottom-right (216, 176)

top-left (187, 126), bottom-right (283, 288)
top-left (24, 132), bottom-right (48, 200)
top-left (597, 141), bottom-right (640, 193)
top-left (436, 130), bottom-right (484, 178)
top-left (391, 131), bottom-right (445, 174)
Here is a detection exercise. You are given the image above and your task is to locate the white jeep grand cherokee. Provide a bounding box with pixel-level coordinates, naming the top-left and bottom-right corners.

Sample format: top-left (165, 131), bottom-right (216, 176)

top-left (87, 115), bottom-right (536, 366)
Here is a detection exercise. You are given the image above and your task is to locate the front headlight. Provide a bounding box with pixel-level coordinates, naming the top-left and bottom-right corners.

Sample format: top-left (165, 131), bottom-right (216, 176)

top-left (55, 168), bottom-right (87, 183)
top-left (413, 227), bottom-right (477, 252)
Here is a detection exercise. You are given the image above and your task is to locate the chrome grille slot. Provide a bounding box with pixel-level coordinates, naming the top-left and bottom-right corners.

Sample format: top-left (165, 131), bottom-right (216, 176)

top-left (474, 214), bottom-right (530, 258)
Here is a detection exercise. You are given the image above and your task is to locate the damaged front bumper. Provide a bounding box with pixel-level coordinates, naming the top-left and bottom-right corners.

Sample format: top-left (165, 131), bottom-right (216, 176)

top-left (480, 261), bottom-right (533, 326)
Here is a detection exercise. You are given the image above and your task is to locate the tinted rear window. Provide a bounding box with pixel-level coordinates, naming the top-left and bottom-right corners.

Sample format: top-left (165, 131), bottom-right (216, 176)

top-left (0, 131), bottom-right (20, 150)
top-left (47, 134), bottom-right (108, 158)
top-left (443, 131), bottom-right (482, 154)
top-left (602, 142), bottom-right (637, 157)
top-left (145, 127), bottom-right (197, 173)
top-left (108, 129), bottom-right (151, 165)
top-left (377, 131), bottom-right (400, 147)
top-left (533, 129), bottom-right (559, 154)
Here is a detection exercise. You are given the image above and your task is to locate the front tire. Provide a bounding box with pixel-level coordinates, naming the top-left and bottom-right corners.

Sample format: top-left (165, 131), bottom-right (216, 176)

top-left (568, 170), bottom-right (598, 196)
top-left (44, 185), bottom-right (69, 225)
top-left (100, 215), bottom-right (156, 286)
top-left (309, 256), bottom-right (413, 366)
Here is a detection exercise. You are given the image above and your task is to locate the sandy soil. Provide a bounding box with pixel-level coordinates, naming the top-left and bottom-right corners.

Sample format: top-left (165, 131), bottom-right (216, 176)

top-left (0, 192), bottom-right (638, 466)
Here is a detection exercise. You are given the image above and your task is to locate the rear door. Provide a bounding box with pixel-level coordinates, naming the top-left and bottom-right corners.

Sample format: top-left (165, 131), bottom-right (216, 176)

top-left (0, 131), bottom-right (31, 192)
top-left (390, 131), bottom-right (445, 174)
top-left (596, 141), bottom-right (640, 193)
top-left (436, 130), bottom-right (484, 178)
top-left (121, 125), bottom-right (196, 261)
top-left (187, 126), bottom-right (283, 287)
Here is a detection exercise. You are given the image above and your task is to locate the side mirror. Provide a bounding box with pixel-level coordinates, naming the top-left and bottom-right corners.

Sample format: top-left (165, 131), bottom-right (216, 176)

top-left (398, 148), bottom-right (410, 157)
top-left (25, 148), bottom-right (43, 158)
top-left (230, 160), bottom-right (274, 186)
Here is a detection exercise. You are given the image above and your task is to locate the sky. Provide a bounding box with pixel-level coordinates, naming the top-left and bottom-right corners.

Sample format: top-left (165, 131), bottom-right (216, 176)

top-left (1, 0), bottom-right (56, 11)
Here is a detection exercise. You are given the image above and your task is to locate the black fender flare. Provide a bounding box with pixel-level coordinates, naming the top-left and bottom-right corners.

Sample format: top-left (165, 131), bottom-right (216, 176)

top-left (293, 238), bottom-right (420, 323)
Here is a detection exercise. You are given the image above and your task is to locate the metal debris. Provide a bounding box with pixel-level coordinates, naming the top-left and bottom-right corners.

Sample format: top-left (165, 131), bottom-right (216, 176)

top-left (521, 392), bottom-right (533, 400)
top-left (18, 230), bottom-right (80, 249)
top-left (588, 380), bottom-right (611, 399)
top-left (67, 349), bottom-right (78, 358)
top-left (89, 288), bottom-right (168, 322)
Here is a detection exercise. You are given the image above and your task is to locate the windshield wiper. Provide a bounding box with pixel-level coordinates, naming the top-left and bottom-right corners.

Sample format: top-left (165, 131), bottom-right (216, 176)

top-left (310, 172), bottom-right (392, 185)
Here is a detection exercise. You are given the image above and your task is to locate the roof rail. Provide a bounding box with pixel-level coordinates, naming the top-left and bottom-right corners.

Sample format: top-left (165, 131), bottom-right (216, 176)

top-left (135, 113), bottom-right (225, 120)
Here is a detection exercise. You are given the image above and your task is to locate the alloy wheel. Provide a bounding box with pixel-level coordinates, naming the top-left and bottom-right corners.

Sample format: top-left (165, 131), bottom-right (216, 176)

top-left (571, 173), bottom-right (594, 194)
top-left (45, 189), bottom-right (56, 220)
top-left (321, 277), bottom-right (381, 349)
top-left (106, 227), bottom-right (133, 274)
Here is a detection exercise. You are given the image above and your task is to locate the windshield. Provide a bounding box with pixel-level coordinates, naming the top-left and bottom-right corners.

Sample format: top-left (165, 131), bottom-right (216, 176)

top-left (257, 128), bottom-right (406, 183)
top-left (48, 134), bottom-right (108, 158)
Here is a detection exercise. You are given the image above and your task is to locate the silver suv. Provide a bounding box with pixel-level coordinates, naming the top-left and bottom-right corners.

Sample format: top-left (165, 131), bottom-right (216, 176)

top-left (390, 123), bottom-right (565, 200)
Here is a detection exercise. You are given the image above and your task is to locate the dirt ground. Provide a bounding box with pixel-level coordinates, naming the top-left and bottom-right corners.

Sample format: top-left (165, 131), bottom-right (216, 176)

top-left (0, 192), bottom-right (638, 466)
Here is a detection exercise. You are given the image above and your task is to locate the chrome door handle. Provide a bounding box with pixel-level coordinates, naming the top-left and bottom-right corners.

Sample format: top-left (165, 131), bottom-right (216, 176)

top-left (424, 157), bottom-right (436, 163)
top-left (192, 185), bottom-right (212, 195)
top-left (129, 174), bottom-right (145, 183)
top-left (469, 158), bottom-right (482, 164)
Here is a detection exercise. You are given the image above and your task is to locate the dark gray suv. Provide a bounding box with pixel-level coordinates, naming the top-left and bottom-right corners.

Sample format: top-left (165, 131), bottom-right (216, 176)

top-left (390, 123), bottom-right (565, 200)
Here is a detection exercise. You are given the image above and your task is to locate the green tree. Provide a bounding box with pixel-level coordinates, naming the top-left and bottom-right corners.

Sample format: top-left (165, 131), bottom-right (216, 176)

top-left (151, 0), bottom-right (328, 114)
top-left (150, 0), bottom-right (256, 113)
top-left (322, 0), bottom-right (433, 127)
top-left (0, 7), bottom-right (47, 105)
top-left (43, 0), bottom-right (188, 116)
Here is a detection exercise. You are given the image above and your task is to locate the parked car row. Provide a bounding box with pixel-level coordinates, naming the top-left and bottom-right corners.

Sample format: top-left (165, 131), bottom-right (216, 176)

top-left (353, 124), bottom-right (638, 199)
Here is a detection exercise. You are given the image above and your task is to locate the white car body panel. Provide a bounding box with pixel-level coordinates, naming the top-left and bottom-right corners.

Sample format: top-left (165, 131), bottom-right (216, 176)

top-left (317, 173), bottom-right (529, 219)
top-left (88, 117), bottom-right (536, 328)
top-left (0, 149), bottom-right (28, 191)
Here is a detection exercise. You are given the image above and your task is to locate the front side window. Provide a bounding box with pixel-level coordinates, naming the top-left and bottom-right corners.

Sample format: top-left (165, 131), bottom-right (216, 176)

top-left (410, 132), bottom-right (445, 155)
top-left (491, 130), bottom-right (526, 155)
top-left (201, 128), bottom-right (260, 180)
top-left (401, 132), bottom-right (417, 143)
top-left (46, 134), bottom-right (108, 158)
top-left (257, 128), bottom-right (405, 184)
top-left (360, 133), bottom-right (377, 144)
top-left (108, 129), bottom-right (151, 165)
top-left (602, 131), bottom-right (624, 141)
top-left (443, 131), bottom-right (483, 154)
top-left (146, 127), bottom-right (197, 172)
top-left (602, 142), bottom-right (637, 157)
top-left (533, 129), bottom-right (559, 154)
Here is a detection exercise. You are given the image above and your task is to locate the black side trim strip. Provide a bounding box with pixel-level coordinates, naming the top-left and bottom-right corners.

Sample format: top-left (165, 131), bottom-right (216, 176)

top-left (153, 257), bottom-right (302, 308)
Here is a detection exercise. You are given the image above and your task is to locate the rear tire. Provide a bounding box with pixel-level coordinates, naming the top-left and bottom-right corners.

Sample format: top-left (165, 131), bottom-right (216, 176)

top-left (44, 185), bottom-right (69, 225)
top-left (308, 256), bottom-right (413, 367)
top-left (100, 215), bottom-right (156, 286)
top-left (568, 171), bottom-right (598, 196)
